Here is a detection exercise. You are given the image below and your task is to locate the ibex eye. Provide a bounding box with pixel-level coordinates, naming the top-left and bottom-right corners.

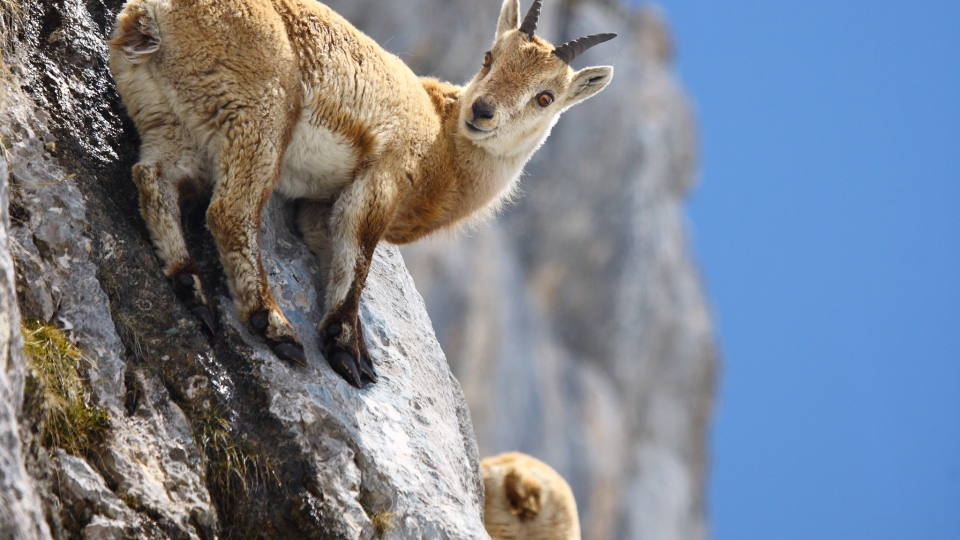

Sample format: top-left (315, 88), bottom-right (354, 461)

top-left (536, 91), bottom-right (554, 107)
top-left (483, 52), bottom-right (492, 67)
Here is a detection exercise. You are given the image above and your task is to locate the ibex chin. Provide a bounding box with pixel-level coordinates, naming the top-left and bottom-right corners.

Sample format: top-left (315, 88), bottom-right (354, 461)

top-left (109, 0), bottom-right (616, 388)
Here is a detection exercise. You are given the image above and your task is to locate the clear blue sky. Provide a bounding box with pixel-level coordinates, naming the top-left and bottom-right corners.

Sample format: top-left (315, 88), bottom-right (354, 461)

top-left (638, 1), bottom-right (960, 538)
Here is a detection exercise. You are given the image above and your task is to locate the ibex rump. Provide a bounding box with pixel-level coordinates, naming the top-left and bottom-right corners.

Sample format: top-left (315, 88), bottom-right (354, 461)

top-left (109, 0), bottom-right (616, 388)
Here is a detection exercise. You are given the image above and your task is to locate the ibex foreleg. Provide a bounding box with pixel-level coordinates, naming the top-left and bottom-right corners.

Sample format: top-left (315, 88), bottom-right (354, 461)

top-left (313, 165), bottom-right (398, 387)
top-left (206, 120), bottom-right (307, 366)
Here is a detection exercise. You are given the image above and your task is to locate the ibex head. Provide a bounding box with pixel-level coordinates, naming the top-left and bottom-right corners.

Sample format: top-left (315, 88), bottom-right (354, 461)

top-left (460, 0), bottom-right (616, 154)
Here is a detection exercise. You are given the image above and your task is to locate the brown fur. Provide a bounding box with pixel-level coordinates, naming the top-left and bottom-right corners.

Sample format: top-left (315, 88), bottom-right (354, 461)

top-left (109, 0), bottom-right (614, 385)
top-left (482, 452), bottom-right (581, 540)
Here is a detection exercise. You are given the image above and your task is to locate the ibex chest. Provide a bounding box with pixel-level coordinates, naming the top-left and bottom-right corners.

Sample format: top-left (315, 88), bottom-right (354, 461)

top-left (277, 116), bottom-right (359, 199)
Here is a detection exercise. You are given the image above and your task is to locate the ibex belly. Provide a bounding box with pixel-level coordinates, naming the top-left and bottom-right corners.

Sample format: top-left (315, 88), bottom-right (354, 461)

top-left (277, 115), bottom-right (358, 199)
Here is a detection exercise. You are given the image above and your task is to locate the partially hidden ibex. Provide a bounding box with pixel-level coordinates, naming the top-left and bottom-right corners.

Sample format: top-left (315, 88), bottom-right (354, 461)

top-left (109, 0), bottom-right (616, 388)
top-left (481, 452), bottom-right (581, 540)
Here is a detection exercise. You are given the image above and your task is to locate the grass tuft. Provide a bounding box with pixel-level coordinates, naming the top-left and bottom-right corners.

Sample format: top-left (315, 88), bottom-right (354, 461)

top-left (21, 320), bottom-right (110, 457)
top-left (193, 407), bottom-right (278, 497)
top-left (360, 497), bottom-right (396, 537)
top-left (369, 511), bottom-right (396, 537)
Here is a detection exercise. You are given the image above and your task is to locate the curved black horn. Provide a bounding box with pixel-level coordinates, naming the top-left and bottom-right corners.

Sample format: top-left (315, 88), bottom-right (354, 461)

top-left (553, 32), bottom-right (617, 64)
top-left (518, 0), bottom-right (543, 37)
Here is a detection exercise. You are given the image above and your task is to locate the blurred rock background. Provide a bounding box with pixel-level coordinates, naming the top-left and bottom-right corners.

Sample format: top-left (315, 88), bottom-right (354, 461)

top-left (322, 1), bottom-right (718, 539)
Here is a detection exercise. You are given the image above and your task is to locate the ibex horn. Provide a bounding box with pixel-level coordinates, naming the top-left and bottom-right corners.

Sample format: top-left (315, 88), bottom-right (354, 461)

top-left (519, 0), bottom-right (543, 38)
top-left (553, 32), bottom-right (617, 64)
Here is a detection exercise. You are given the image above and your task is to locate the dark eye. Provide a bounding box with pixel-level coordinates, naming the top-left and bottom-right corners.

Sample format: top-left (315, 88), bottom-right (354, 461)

top-left (483, 52), bottom-right (492, 68)
top-left (536, 91), bottom-right (554, 107)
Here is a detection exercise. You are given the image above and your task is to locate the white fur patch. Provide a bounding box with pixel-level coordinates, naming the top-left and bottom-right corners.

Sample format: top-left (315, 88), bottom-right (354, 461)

top-left (278, 117), bottom-right (358, 199)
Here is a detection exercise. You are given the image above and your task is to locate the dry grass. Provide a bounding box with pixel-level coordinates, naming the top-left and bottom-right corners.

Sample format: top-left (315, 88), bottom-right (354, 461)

top-left (359, 497), bottom-right (396, 537)
top-left (0, 0), bottom-right (20, 36)
top-left (369, 511), bottom-right (396, 537)
top-left (193, 407), bottom-right (278, 496)
top-left (21, 320), bottom-right (110, 457)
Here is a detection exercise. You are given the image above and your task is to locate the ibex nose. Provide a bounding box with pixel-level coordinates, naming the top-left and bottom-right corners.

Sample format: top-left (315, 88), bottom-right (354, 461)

top-left (472, 99), bottom-right (496, 121)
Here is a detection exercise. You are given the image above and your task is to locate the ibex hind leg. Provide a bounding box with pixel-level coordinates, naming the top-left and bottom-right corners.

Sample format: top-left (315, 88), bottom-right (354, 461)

top-left (206, 118), bottom-right (306, 367)
top-left (113, 5), bottom-right (216, 336)
top-left (133, 128), bottom-right (216, 336)
top-left (296, 199), bottom-right (336, 285)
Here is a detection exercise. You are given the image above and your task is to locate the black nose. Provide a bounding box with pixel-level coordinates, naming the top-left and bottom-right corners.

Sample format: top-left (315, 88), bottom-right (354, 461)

top-left (472, 100), bottom-right (496, 120)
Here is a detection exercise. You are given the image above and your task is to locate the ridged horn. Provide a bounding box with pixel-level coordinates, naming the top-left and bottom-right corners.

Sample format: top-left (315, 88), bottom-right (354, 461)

top-left (518, 0), bottom-right (543, 38)
top-left (553, 32), bottom-right (617, 64)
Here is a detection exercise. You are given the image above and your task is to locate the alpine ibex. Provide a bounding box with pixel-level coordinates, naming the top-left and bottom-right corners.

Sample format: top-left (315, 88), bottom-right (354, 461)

top-left (481, 452), bottom-right (581, 540)
top-left (109, 0), bottom-right (616, 388)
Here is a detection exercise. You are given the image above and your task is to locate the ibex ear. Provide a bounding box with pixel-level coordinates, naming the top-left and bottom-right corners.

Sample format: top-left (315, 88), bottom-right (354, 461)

top-left (496, 0), bottom-right (521, 40)
top-left (503, 468), bottom-right (542, 520)
top-left (565, 66), bottom-right (614, 106)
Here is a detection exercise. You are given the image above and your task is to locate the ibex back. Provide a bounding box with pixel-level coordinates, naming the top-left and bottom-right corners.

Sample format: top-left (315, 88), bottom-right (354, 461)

top-left (109, 0), bottom-right (616, 388)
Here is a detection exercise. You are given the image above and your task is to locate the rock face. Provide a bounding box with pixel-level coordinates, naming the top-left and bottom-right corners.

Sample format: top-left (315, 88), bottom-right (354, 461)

top-left (1, 1), bottom-right (716, 539)
top-left (1, 1), bottom-right (484, 538)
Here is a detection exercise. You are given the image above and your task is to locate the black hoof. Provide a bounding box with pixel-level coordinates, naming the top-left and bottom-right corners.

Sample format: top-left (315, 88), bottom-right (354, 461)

top-left (176, 272), bottom-right (195, 288)
top-left (250, 310), bottom-right (270, 333)
top-left (272, 341), bottom-right (307, 367)
top-left (358, 354), bottom-right (378, 384)
top-left (190, 306), bottom-right (216, 337)
top-left (328, 350), bottom-right (363, 389)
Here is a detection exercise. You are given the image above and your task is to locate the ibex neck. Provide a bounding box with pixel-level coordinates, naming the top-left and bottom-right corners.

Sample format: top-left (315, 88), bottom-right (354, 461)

top-left (387, 78), bottom-right (539, 244)
top-left (427, 79), bottom-right (535, 215)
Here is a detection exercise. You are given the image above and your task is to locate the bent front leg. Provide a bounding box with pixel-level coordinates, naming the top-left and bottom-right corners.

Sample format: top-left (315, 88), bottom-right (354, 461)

top-left (318, 168), bottom-right (398, 388)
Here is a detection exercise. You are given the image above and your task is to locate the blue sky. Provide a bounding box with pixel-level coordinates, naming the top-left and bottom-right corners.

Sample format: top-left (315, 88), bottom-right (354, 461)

top-left (638, 1), bottom-right (960, 538)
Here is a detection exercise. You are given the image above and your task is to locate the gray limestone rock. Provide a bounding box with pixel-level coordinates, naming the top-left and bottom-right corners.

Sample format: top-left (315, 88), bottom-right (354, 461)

top-left (54, 451), bottom-right (132, 524)
top-left (80, 516), bottom-right (126, 540)
top-left (1, 148), bottom-right (54, 540)
top-left (3, 80), bottom-right (218, 538)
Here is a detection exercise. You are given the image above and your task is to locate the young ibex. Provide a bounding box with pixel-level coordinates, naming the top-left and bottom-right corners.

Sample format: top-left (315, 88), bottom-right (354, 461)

top-left (481, 452), bottom-right (581, 540)
top-left (109, 0), bottom-right (616, 388)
